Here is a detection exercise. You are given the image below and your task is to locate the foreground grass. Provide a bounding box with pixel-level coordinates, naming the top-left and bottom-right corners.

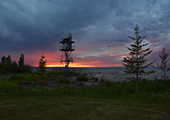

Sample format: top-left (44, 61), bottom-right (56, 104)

top-left (0, 96), bottom-right (170, 120)
top-left (0, 73), bottom-right (170, 120)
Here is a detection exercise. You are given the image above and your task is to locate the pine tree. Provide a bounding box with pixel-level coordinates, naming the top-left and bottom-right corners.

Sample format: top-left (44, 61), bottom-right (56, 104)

top-left (157, 48), bottom-right (170, 80)
top-left (36, 53), bottom-right (47, 79)
top-left (18, 53), bottom-right (24, 67)
top-left (12, 61), bottom-right (18, 72)
top-left (122, 24), bottom-right (156, 91)
top-left (6, 55), bottom-right (11, 63)
top-left (1, 56), bottom-right (6, 64)
top-left (4, 55), bottom-right (12, 72)
top-left (18, 53), bottom-right (25, 72)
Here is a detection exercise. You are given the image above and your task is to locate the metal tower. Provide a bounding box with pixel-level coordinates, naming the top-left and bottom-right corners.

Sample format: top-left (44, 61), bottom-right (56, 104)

top-left (59, 33), bottom-right (75, 67)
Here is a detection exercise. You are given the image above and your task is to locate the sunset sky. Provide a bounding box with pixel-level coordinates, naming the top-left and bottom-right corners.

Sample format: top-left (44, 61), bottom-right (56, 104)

top-left (0, 0), bottom-right (170, 67)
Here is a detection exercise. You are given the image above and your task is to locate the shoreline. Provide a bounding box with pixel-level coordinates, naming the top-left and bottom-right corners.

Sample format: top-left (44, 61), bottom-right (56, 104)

top-left (32, 67), bottom-right (169, 82)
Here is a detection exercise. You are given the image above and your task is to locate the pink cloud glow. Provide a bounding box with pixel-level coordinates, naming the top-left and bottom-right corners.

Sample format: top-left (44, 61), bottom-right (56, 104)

top-left (110, 53), bottom-right (129, 56)
top-left (22, 50), bottom-right (130, 67)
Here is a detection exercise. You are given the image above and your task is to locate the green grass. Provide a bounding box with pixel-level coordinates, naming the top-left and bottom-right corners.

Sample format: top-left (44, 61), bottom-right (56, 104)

top-left (0, 75), bottom-right (11, 80)
top-left (0, 73), bottom-right (170, 101)
top-left (0, 80), bottom-right (22, 93)
top-left (0, 73), bottom-right (170, 119)
top-left (9, 73), bottom-right (42, 82)
top-left (0, 96), bottom-right (170, 120)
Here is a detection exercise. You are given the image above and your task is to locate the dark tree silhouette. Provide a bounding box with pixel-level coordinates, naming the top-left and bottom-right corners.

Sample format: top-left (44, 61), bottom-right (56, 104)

top-left (6, 55), bottom-right (11, 63)
top-left (18, 53), bottom-right (24, 67)
top-left (1, 56), bottom-right (6, 64)
top-left (36, 53), bottom-right (47, 79)
top-left (11, 61), bottom-right (18, 72)
top-left (122, 24), bottom-right (156, 91)
top-left (157, 48), bottom-right (170, 80)
top-left (0, 54), bottom-right (31, 73)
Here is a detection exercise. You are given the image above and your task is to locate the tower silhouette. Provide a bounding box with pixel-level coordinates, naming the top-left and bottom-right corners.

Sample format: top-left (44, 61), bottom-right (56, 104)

top-left (59, 33), bottom-right (75, 67)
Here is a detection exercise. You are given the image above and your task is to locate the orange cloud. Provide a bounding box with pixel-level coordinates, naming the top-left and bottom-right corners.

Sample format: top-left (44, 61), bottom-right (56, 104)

top-left (44, 52), bottom-right (127, 67)
top-left (147, 38), bottom-right (159, 44)
top-left (23, 50), bottom-right (128, 67)
top-left (113, 64), bottom-right (123, 66)
top-left (110, 53), bottom-right (128, 56)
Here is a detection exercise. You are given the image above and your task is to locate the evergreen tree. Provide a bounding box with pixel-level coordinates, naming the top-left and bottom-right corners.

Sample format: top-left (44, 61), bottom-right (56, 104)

top-left (122, 24), bottom-right (156, 91)
top-left (18, 53), bottom-right (31, 73)
top-left (11, 61), bottom-right (18, 72)
top-left (18, 53), bottom-right (24, 67)
top-left (1, 56), bottom-right (6, 64)
top-left (0, 54), bottom-right (31, 73)
top-left (36, 53), bottom-right (47, 79)
top-left (18, 53), bottom-right (24, 72)
top-left (6, 55), bottom-right (11, 63)
top-left (3, 55), bottom-right (12, 72)
top-left (157, 48), bottom-right (170, 80)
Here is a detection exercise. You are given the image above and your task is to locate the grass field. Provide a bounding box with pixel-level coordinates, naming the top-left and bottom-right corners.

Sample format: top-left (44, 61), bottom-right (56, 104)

top-left (0, 96), bottom-right (170, 120)
top-left (0, 73), bottom-right (170, 120)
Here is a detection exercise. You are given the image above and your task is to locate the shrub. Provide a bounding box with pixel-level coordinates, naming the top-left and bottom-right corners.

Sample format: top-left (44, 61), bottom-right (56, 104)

top-left (99, 78), bottom-right (105, 86)
top-left (99, 78), bottom-right (114, 87)
top-left (104, 80), bottom-right (115, 87)
top-left (76, 75), bottom-right (88, 82)
top-left (9, 73), bottom-right (41, 82)
top-left (0, 80), bottom-right (22, 93)
top-left (142, 78), bottom-right (148, 84)
top-left (59, 77), bottom-right (70, 84)
top-left (53, 71), bottom-right (79, 77)
top-left (91, 77), bottom-right (98, 82)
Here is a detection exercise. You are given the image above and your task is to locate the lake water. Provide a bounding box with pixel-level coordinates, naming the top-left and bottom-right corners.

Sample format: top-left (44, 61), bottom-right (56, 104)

top-left (32, 67), bottom-right (169, 81)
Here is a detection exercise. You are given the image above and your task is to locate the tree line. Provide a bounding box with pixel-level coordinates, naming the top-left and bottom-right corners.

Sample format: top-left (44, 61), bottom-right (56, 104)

top-left (0, 53), bottom-right (47, 76)
top-left (0, 53), bottom-right (31, 73)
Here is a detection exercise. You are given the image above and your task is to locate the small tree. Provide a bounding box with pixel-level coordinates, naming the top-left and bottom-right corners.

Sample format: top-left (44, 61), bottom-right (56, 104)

top-left (2, 55), bottom-right (12, 72)
top-left (36, 53), bottom-right (47, 79)
top-left (6, 55), bottom-right (11, 63)
top-left (122, 24), bottom-right (156, 91)
top-left (18, 53), bottom-right (24, 72)
top-left (157, 48), bottom-right (170, 80)
top-left (11, 61), bottom-right (18, 73)
top-left (18, 53), bottom-right (24, 67)
top-left (1, 56), bottom-right (6, 64)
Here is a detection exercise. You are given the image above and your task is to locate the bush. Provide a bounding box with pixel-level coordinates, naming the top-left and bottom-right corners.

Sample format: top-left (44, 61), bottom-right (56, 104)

top-left (77, 75), bottom-right (88, 82)
top-left (0, 80), bottom-right (22, 93)
top-left (99, 78), bottom-right (114, 87)
top-left (9, 73), bottom-right (41, 82)
top-left (142, 78), bottom-right (148, 84)
top-left (52, 71), bottom-right (79, 77)
top-left (91, 77), bottom-right (98, 82)
top-left (104, 80), bottom-right (115, 87)
top-left (59, 77), bottom-right (70, 84)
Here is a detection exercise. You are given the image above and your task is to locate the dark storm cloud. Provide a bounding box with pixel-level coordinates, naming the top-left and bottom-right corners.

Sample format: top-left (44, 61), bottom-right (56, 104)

top-left (0, 0), bottom-right (110, 52)
top-left (0, 0), bottom-right (170, 66)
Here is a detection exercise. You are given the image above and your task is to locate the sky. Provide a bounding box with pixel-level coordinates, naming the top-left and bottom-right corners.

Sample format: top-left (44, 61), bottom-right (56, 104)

top-left (0, 0), bottom-right (170, 67)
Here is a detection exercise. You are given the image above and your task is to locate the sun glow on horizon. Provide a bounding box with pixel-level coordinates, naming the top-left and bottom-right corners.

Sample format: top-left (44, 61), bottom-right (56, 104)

top-left (31, 54), bottom-right (124, 67)
top-left (44, 63), bottom-right (123, 67)
top-left (31, 62), bottom-right (94, 67)
top-left (46, 64), bottom-right (94, 67)
top-left (32, 60), bottom-right (124, 67)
